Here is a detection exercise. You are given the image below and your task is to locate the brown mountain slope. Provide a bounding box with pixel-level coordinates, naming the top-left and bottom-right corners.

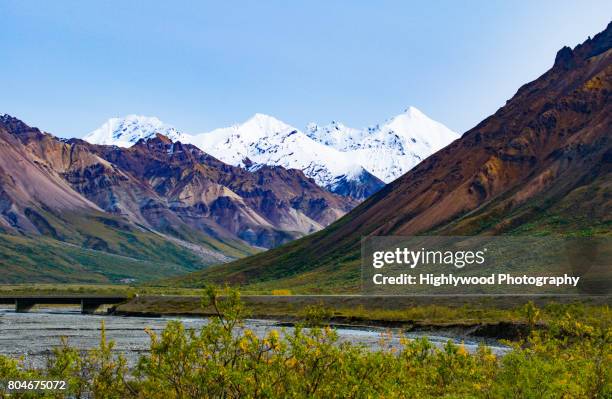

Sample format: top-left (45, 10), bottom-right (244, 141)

top-left (173, 22), bottom-right (612, 292)
top-left (0, 117), bottom-right (258, 282)
top-left (0, 123), bottom-right (100, 231)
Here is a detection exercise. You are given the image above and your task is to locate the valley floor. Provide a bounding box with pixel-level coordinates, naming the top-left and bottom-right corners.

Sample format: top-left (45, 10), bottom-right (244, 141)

top-left (2, 284), bottom-right (609, 340)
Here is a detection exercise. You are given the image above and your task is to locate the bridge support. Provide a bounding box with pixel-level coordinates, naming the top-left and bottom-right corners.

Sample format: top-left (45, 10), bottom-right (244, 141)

top-left (15, 299), bottom-right (36, 312)
top-left (0, 296), bottom-right (127, 313)
top-left (81, 300), bottom-right (101, 314)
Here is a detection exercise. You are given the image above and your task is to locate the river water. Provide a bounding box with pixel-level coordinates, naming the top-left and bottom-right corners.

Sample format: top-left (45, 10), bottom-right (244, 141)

top-left (0, 307), bottom-right (509, 368)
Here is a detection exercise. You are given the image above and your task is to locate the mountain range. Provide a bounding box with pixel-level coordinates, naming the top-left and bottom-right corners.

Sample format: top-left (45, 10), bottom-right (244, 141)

top-left (171, 23), bottom-right (612, 292)
top-left (0, 115), bottom-right (357, 283)
top-left (3, 23), bottom-right (609, 288)
top-left (0, 104), bottom-right (457, 283)
top-left (84, 108), bottom-right (458, 199)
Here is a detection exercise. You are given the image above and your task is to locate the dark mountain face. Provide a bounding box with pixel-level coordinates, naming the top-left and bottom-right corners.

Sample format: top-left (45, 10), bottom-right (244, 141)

top-left (0, 116), bottom-right (358, 282)
top-left (329, 171), bottom-right (385, 200)
top-left (83, 134), bottom-right (356, 247)
top-left (178, 23), bottom-right (612, 291)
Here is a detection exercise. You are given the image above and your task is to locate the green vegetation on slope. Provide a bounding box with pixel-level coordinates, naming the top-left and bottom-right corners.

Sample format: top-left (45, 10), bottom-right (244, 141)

top-left (0, 234), bottom-right (204, 283)
top-left (439, 176), bottom-right (612, 237)
top-left (163, 201), bottom-right (368, 292)
top-left (0, 208), bottom-right (256, 283)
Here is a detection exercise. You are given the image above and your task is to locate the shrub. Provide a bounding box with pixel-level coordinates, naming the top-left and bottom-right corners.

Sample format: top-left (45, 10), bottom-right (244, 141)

top-left (300, 304), bottom-right (334, 327)
top-left (0, 289), bottom-right (609, 398)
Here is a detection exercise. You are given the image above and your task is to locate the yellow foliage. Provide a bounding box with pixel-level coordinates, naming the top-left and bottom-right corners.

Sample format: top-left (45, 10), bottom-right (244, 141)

top-left (458, 343), bottom-right (468, 356)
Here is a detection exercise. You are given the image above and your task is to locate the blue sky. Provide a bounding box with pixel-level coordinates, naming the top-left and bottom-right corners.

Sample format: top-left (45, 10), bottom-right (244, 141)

top-left (1, 1), bottom-right (610, 138)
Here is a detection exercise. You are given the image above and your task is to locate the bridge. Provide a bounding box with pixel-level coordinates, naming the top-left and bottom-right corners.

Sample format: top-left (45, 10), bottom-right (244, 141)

top-left (0, 295), bottom-right (129, 314)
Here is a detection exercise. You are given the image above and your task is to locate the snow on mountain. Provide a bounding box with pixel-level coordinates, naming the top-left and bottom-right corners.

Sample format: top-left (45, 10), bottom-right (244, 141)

top-left (84, 107), bottom-right (458, 198)
top-left (188, 113), bottom-right (370, 191)
top-left (306, 107), bottom-right (459, 183)
top-left (84, 115), bottom-right (186, 147)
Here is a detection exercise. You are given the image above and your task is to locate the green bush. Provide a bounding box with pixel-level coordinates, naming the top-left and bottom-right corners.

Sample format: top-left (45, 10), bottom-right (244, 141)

top-left (300, 303), bottom-right (334, 327)
top-left (0, 288), bottom-right (610, 398)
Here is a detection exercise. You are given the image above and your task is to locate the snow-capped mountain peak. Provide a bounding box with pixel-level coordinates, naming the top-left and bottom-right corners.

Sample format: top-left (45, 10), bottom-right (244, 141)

top-left (84, 115), bottom-right (186, 147)
top-left (189, 115), bottom-right (370, 192)
top-left (403, 105), bottom-right (423, 115)
top-left (305, 106), bottom-right (459, 183)
top-left (84, 107), bottom-right (458, 199)
top-left (233, 113), bottom-right (295, 140)
top-left (305, 120), bottom-right (363, 149)
top-left (246, 112), bottom-right (288, 127)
